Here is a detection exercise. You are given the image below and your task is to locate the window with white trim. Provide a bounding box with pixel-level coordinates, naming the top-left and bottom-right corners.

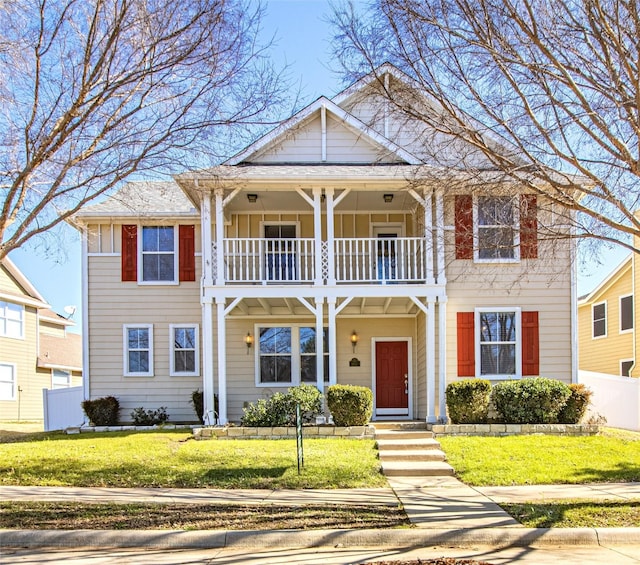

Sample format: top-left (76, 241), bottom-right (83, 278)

top-left (141, 226), bottom-right (176, 282)
top-left (592, 302), bottom-right (607, 338)
top-left (476, 309), bottom-right (521, 378)
top-left (621, 359), bottom-right (634, 377)
top-left (124, 324), bottom-right (153, 376)
top-left (475, 196), bottom-right (519, 261)
top-left (257, 325), bottom-right (328, 386)
top-left (0, 363), bottom-right (16, 400)
top-left (620, 295), bottom-right (633, 333)
top-left (0, 301), bottom-right (23, 339)
top-left (170, 324), bottom-right (199, 376)
top-left (52, 369), bottom-right (71, 389)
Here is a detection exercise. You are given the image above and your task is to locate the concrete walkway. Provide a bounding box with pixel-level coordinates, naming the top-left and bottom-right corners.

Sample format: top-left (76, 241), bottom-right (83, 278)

top-left (2, 479), bottom-right (640, 552)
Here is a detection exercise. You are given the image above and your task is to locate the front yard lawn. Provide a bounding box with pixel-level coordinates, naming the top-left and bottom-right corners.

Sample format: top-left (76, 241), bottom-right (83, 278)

top-left (438, 428), bottom-right (640, 486)
top-left (0, 430), bottom-right (386, 489)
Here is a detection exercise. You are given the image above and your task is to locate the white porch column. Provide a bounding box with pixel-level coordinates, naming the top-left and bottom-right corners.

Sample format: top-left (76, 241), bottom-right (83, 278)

top-left (435, 190), bottom-right (446, 285)
top-left (216, 297), bottom-right (228, 424)
top-left (315, 297), bottom-right (325, 394)
top-left (326, 188), bottom-right (336, 285)
top-left (201, 192), bottom-right (214, 287)
top-left (214, 188), bottom-right (225, 286)
top-left (438, 297), bottom-right (447, 420)
top-left (427, 299), bottom-right (437, 423)
top-left (313, 187), bottom-right (324, 286)
top-left (424, 189), bottom-right (435, 285)
top-left (201, 298), bottom-right (216, 425)
top-left (327, 296), bottom-right (338, 385)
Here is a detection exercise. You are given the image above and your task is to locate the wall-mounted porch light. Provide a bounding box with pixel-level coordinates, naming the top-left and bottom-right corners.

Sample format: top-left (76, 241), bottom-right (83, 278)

top-left (350, 330), bottom-right (358, 353)
top-left (383, 193), bottom-right (394, 203)
top-left (245, 332), bottom-right (254, 354)
top-left (247, 194), bottom-right (258, 203)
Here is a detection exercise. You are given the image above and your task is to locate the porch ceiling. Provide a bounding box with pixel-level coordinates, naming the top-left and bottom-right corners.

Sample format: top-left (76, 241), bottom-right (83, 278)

top-left (225, 296), bottom-right (422, 317)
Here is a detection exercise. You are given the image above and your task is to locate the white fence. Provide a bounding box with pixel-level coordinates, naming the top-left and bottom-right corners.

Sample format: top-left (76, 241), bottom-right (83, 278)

top-left (43, 386), bottom-right (85, 431)
top-left (578, 371), bottom-right (640, 431)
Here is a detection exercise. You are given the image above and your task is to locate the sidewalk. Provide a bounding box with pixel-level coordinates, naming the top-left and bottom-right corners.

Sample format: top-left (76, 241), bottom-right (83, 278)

top-left (2, 479), bottom-right (640, 551)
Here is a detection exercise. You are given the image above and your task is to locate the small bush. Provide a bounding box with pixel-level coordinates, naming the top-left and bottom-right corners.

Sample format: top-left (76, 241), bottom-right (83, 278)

top-left (130, 406), bottom-right (169, 426)
top-left (287, 384), bottom-right (323, 423)
top-left (557, 383), bottom-right (593, 424)
top-left (446, 379), bottom-right (492, 423)
top-left (191, 390), bottom-right (204, 424)
top-left (491, 377), bottom-right (571, 424)
top-left (81, 396), bottom-right (120, 426)
top-left (326, 385), bottom-right (373, 426)
top-left (241, 392), bottom-right (294, 427)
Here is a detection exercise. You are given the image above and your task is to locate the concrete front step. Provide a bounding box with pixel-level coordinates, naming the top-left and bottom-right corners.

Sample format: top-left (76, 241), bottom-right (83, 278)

top-left (376, 437), bottom-right (442, 451)
top-left (372, 422), bottom-right (429, 430)
top-left (378, 449), bottom-right (447, 462)
top-left (374, 429), bottom-right (434, 441)
top-left (381, 460), bottom-right (455, 477)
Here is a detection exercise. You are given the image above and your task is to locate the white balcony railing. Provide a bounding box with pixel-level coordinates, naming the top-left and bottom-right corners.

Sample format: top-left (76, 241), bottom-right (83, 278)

top-left (217, 237), bottom-right (428, 284)
top-left (334, 237), bottom-right (427, 284)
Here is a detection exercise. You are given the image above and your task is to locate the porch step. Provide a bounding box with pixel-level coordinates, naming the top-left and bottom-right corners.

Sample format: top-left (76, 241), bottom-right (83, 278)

top-left (373, 422), bottom-right (430, 431)
top-left (377, 438), bottom-right (441, 451)
top-left (381, 461), bottom-right (455, 477)
top-left (378, 449), bottom-right (447, 462)
top-left (375, 429), bottom-right (434, 441)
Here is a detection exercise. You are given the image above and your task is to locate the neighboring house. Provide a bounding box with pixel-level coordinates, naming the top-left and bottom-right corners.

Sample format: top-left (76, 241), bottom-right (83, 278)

top-left (578, 255), bottom-right (637, 377)
top-left (74, 65), bottom-right (576, 425)
top-left (0, 258), bottom-right (82, 421)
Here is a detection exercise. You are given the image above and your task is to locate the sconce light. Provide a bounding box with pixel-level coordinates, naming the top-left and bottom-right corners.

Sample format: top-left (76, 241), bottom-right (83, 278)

top-left (350, 330), bottom-right (358, 353)
top-left (247, 194), bottom-right (258, 203)
top-left (244, 332), bottom-right (254, 354)
top-left (383, 193), bottom-right (394, 203)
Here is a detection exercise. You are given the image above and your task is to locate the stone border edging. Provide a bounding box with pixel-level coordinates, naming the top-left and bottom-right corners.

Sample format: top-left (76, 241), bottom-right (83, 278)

top-left (193, 425), bottom-right (375, 440)
top-left (429, 423), bottom-right (599, 436)
top-left (2, 526), bottom-right (639, 549)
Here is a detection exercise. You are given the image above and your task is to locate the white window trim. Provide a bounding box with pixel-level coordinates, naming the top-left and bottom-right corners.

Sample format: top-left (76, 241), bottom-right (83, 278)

top-left (371, 223), bottom-right (405, 238)
top-left (259, 221), bottom-right (300, 238)
top-left (619, 294), bottom-right (633, 334)
top-left (473, 196), bottom-right (520, 264)
top-left (254, 323), bottom-right (327, 388)
top-left (170, 324), bottom-right (200, 377)
top-left (0, 362), bottom-right (16, 401)
top-left (52, 369), bottom-right (72, 389)
top-left (592, 301), bottom-right (607, 339)
top-left (620, 358), bottom-right (635, 377)
top-left (0, 301), bottom-right (24, 340)
top-left (123, 324), bottom-right (154, 377)
top-left (138, 225), bottom-right (179, 286)
top-left (474, 307), bottom-right (522, 380)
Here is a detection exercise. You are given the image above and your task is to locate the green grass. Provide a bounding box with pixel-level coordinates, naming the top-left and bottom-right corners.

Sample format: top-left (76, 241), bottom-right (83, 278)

top-left (439, 430), bottom-right (640, 486)
top-left (0, 431), bottom-right (386, 489)
top-left (502, 500), bottom-right (640, 528)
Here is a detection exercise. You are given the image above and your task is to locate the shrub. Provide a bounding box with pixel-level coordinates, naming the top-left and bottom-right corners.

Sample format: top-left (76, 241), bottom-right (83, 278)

top-left (287, 384), bottom-right (323, 423)
top-left (130, 406), bottom-right (169, 426)
top-left (557, 383), bottom-right (593, 424)
top-left (240, 384), bottom-right (323, 427)
top-left (81, 396), bottom-right (120, 426)
top-left (445, 379), bottom-right (492, 423)
top-left (326, 385), bottom-right (373, 426)
top-left (491, 377), bottom-right (571, 424)
top-left (191, 390), bottom-right (204, 424)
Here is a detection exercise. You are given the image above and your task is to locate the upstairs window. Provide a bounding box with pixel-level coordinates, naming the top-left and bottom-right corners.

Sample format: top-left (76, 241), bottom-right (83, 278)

top-left (0, 301), bottom-right (23, 339)
top-left (620, 295), bottom-right (633, 333)
top-left (477, 197), bottom-right (517, 260)
top-left (592, 302), bottom-right (607, 338)
top-left (142, 226), bottom-right (175, 282)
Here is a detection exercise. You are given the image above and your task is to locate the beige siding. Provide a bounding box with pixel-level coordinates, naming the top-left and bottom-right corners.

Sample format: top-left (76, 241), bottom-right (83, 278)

top-left (87, 255), bottom-right (202, 423)
top-left (578, 264), bottom-right (634, 375)
top-left (39, 320), bottom-right (66, 337)
top-left (0, 265), bottom-right (27, 296)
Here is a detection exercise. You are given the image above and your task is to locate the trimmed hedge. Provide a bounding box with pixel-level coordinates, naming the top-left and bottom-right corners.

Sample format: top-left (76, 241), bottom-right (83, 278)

top-left (130, 406), bottom-right (169, 426)
top-left (445, 379), bottom-right (491, 423)
top-left (240, 384), bottom-right (322, 427)
top-left (326, 385), bottom-right (373, 426)
top-left (81, 396), bottom-right (120, 426)
top-left (557, 383), bottom-right (593, 424)
top-left (491, 377), bottom-right (571, 424)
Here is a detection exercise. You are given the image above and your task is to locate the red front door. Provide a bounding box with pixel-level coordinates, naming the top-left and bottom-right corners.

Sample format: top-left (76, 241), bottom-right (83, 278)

top-left (375, 341), bottom-right (409, 416)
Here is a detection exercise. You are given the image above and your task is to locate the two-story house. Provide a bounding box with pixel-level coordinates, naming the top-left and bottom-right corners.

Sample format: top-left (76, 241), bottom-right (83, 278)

top-left (0, 257), bottom-right (82, 421)
top-left (75, 66), bottom-right (576, 425)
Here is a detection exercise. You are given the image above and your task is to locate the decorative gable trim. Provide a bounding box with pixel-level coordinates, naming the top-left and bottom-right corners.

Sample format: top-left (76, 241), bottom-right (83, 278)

top-left (224, 96), bottom-right (421, 166)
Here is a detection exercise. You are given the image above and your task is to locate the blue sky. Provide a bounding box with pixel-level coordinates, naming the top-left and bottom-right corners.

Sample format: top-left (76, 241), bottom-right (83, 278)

top-left (7, 0), bottom-right (627, 333)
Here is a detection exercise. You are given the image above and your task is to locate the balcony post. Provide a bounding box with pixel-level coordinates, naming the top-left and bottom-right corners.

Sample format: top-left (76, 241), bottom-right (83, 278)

top-left (201, 297), bottom-right (216, 425)
top-left (216, 296), bottom-right (228, 425)
top-left (214, 188), bottom-right (225, 286)
top-left (327, 296), bottom-right (338, 385)
top-left (426, 299), bottom-right (437, 423)
top-left (424, 189), bottom-right (435, 285)
top-left (438, 297), bottom-right (448, 421)
top-left (313, 187), bottom-right (323, 286)
top-left (201, 190), bottom-right (214, 287)
top-left (315, 297), bottom-right (325, 398)
top-left (326, 188), bottom-right (336, 285)
top-left (435, 189), bottom-right (446, 285)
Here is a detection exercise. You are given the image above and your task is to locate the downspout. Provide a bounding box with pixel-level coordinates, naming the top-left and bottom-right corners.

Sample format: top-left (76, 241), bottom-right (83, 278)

top-left (570, 213), bottom-right (578, 384)
top-left (81, 225), bottom-right (90, 410)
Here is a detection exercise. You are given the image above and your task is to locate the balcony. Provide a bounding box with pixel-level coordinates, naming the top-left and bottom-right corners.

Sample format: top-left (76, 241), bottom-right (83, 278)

top-left (215, 237), bottom-right (429, 285)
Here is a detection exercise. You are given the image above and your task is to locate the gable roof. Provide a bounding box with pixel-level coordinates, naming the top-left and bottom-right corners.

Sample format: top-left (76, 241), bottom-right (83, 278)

top-left (224, 96), bottom-right (421, 166)
top-left (0, 257), bottom-right (49, 309)
top-left (578, 254), bottom-right (632, 306)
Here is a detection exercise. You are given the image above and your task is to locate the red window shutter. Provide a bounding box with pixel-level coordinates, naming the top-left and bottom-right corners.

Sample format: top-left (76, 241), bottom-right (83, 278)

top-left (121, 225), bottom-right (137, 282)
top-left (520, 194), bottom-right (538, 259)
top-left (179, 225), bottom-right (196, 282)
top-left (455, 195), bottom-right (473, 259)
top-left (522, 311), bottom-right (540, 376)
top-left (457, 312), bottom-right (475, 377)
